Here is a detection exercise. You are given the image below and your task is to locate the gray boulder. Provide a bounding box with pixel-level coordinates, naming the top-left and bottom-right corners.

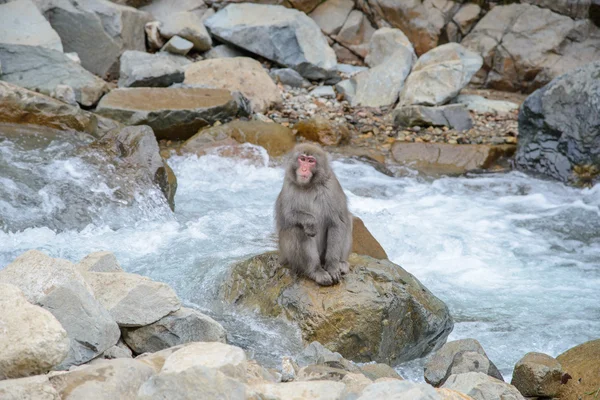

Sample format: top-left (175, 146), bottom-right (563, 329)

top-left (442, 372), bottom-right (525, 400)
top-left (161, 35), bottom-right (194, 55)
top-left (122, 307), bottom-right (227, 354)
top-left (95, 87), bottom-right (241, 140)
top-left (0, 0), bottom-right (63, 52)
top-left (0, 44), bottom-right (108, 107)
top-left (310, 86), bottom-right (336, 99)
top-left (309, 0), bottom-right (354, 36)
top-left (516, 61), bottom-right (600, 186)
top-left (365, 27), bottom-right (417, 68)
top-left (76, 251), bottom-right (124, 273)
top-left (205, 3), bottom-right (337, 80)
top-left (270, 68), bottom-right (311, 88)
top-left (118, 50), bottom-right (190, 88)
top-left (159, 11), bottom-right (212, 51)
top-left (0, 375), bottom-right (60, 400)
top-left (424, 339), bottom-right (503, 387)
top-left (37, 0), bottom-right (152, 79)
top-left (510, 352), bottom-right (563, 398)
top-left (295, 341), bottom-right (357, 371)
top-left (203, 44), bottom-right (247, 59)
top-left (399, 43), bottom-right (482, 107)
top-left (393, 105), bottom-right (473, 132)
top-left (101, 340), bottom-right (133, 360)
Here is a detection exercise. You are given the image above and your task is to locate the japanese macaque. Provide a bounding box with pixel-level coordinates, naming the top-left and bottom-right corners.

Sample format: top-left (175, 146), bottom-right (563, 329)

top-left (275, 143), bottom-right (352, 286)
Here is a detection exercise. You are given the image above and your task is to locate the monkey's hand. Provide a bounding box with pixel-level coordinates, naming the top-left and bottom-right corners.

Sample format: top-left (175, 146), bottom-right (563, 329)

top-left (324, 261), bottom-right (342, 284)
top-left (302, 221), bottom-right (317, 237)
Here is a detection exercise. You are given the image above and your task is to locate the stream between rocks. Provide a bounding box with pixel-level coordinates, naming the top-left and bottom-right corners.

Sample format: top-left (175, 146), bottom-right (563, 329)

top-left (1, 131), bottom-right (599, 381)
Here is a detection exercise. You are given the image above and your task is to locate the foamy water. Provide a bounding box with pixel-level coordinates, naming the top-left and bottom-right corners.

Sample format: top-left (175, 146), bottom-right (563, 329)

top-left (1, 134), bottom-right (599, 378)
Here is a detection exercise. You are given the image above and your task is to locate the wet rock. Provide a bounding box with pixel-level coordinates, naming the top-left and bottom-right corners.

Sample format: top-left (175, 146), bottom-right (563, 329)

top-left (0, 283), bottom-right (69, 380)
top-left (0, 0), bottom-right (63, 52)
top-left (334, 10), bottom-right (376, 59)
top-left (556, 339), bottom-right (600, 400)
top-left (118, 50), bottom-right (190, 88)
top-left (359, 363), bottom-right (403, 381)
top-left (442, 372), bottom-right (525, 400)
top-left (270, 68), bottom-right (311, 88)
top-left (391, 142), bottom-right (516, 175)
top-left (365, 27), bottom-right (416, 68)
top-left (203, 44), bottom-right (247, 59)
top-left (309, 0), bottom-right (354, 36)
top-left (122, 307), bottom-right (227, 354)
top-left (462, 3), bottom-right (600, 91)
top-left (451, 95), bottom-right (518, 115)
top-left (310, 86), bottom-right (336, 99)
top-left (37, 0), bottom-right (152, 79)
top-left (49, 359), bottom-right (155, 400)
top-left (95, 87), bottom-right (240, 140)
top-left (351, 216), bottom-right (388, 260)
top-left (0, 44), bottom-right (109, 107)
top-left (0, 375), bottom-right (60, 400)
top-left (184, 57), bottom-right (282, 113)
top-left (424, 339), bottom-right (503, 387)
top-left (83, 271), bottom-right (181, 327)
top-left (511, 352), bottom-right (562, 398)
top-left (205, 4), bottom-right (337, 80)
top-left (76, 251), bottom-right (124, 273)
top-left (399, 43), bottom-right (482, 107)
top-left (251, 381), bottom-right (346, 400)
top-left (516, 61), bottom-right (600, 186)
top-left (159, 11), bottom-right (212, 51)
top-left (294, 116), bottom-right (349, 146)
top-left (358, 380), bottom-right (440, 400)
top-left (394, 105), bottom-right (473, 131)
top-left (221, 252), bottom-right (453, 365)
top-left (161, 35), bottom-right (194, 55)
top-left (182, 120), bottom-right (295, 157)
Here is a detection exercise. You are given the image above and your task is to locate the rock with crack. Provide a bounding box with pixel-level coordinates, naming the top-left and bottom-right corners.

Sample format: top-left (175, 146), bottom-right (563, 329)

top-left (393, 105), bottom-right (473, 132)
top-left (118, 50), bottom-right (190, 88)
top-left (309, 0), bottom-right (354, 36)
top-left (0, 0), bottom-right (63, 52)
top-left (333, 10), bottom-right (377, 59)
top-left (510, 352), bottom-right (563, 398)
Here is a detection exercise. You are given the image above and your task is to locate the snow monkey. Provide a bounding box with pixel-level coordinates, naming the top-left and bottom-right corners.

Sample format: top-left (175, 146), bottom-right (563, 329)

top-left (275, 143), bottom-right (353, 286)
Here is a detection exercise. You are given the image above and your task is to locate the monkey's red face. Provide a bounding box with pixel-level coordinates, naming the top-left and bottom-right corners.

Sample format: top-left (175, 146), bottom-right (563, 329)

top-left (296, 154), bottom-right (316, 184)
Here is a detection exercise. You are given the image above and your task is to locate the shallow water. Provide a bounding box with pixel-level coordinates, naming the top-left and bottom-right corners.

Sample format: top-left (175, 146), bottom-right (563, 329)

top-left (1, 133), bottom-right (599, 379)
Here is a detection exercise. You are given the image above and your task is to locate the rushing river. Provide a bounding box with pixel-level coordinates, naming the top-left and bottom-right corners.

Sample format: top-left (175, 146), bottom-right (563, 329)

top-left (1, 129), bottom-right (599, 380)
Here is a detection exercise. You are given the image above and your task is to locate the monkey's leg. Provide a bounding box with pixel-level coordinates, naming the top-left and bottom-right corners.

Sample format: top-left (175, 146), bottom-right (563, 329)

top-left (338, 217), bottom-right (353, 275)
top-left (284, 230), bottom-right (333, 286)
top-left (323, 224), bottom-right (350, 283)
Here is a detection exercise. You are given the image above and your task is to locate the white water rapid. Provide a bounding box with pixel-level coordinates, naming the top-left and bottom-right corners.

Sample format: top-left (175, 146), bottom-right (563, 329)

top-left (1, 133), bottom-right (599, 379)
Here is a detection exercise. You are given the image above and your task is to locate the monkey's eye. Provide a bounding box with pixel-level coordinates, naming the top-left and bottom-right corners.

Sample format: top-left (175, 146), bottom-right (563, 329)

top-left (307, 158), bottom-right (316, 164)
top-left (299, 156), bottom-right (307, 162)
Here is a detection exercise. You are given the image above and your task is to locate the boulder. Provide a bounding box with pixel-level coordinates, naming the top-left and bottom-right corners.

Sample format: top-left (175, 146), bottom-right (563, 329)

top-left (393, 105), bottom-right (473, 131)
top-left (76, 251), bottom-right (124, 273)
top-left (342, 373), bottom-right (373, 397)
top-left (511, 352), bottom-right (562, 398)
top-left (118, 50), bottom-right (190, 88)
top-left (203, 44), bottom-right (247, 59)
top-left (246, 360), bottom-right (281, 384)
top-left (359, 363), bottom-right (403, 381)
top-left (358, 380), bottom-right (441, 400)
top-left (270, 68), bottom-right (311, 88)
top-left (37, 0), bottom-right (152, 79)
top-left (424, 339), bottom-right (503, 387)
top-left (351, 216), bottom-right (388, 260)
top-left (0, 44), bottom-right (109, 107)
top-left (436, 388), bottom-right (475, 400)
top-left (83, 271), bottom-right (181, 327)
top-left (399, 43), bottom-right (482, 107)
top-left (391, 142), bottom-right (516, 175)
top-left (442, 372), bottom-right (525, 400)
top-left (205, 4), bottom-right (337, 80)
top-left (161, 35), bottom-right (194, 55)
top-left (122, 307), bottom-right (227, 354)
top-left (345, 49), bottom-right (413, 107)
top-left (0, 0), bottom-right (63, 52)
top-left (251, 381), bottom-right (346, 400)
top-left (309, 0), bottom-right (354, 36)
top-left (94, 87), bottom-right (241, 140)
top-left (556, 339), bottom-right (600, 400)
top-left (310, 86), bottom-right (336, 99)
top-left (516, 61), bottom-right (600, 186)
top-left (365, 27), bottom-right (417, 68)
top-left (101, 340), bottom-right (133, 359)
top-left (159, 11), bottom-right (212, 51)
top-left (135, 344), bottom-right (191, 373)
top-left (140, 0), bottom-right (208, 22)
top-left (184, 57), bottom-right (282, 113)
top-left (445, 3), bottom-right (481, 43)
top-left (181, 120), bottom-right (295, 158)
top-left (462, 3), bottom-right (600, 92)
top-left (451, 95), bottom-right (519, 115)
top-left (49, 359), bottom-right (155, 400)
top-left (221, 252), bottom-right (453, 364)
top-left (294, 117), bottom-right (349, 146)
top-left (334, 10), bottom-right (377, 59)
top-left (0, 375), bottom-right (60, 400)
top-left (295, 341), bottom-right (360, 372)
top-left (0, 283), bottom-right (69, 380)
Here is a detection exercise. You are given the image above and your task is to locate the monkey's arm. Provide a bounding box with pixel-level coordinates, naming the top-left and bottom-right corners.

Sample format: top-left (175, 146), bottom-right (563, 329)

top-left (276, 203), bottom-right (317, 237)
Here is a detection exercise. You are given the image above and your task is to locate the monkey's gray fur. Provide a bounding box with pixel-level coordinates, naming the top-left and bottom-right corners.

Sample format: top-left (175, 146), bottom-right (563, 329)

top-left (275, 143), bottom-right (353, 286)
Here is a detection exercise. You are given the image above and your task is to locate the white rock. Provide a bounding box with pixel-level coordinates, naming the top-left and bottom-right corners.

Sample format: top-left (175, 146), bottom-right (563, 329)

top-left (442, 372), bottom-right (525, 400)
top-left (451, 94), bottom-right (519, 115)
top-left (161, 35), bottom-right (194, 55)
top-left (0, 0), bottom-right (63, 52)
top-left (310, 86), bottom-right (336, 99)
top-left (162, 342), bottom-right (247, 381)
top-left (309, 0), bottom-right (354, 36)
top-left (366, 27), bottom-right (416, 68)
top-left (0, 375), bottom-right (60, 400)
top-left (252, 381), bottom-right (346, 400)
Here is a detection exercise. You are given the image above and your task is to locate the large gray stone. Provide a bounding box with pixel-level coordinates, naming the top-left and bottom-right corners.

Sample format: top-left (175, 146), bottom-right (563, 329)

top-left (516, 61), bottom-right (600, 186)
top-left (94, 87), bottom-right (241, 140)
top-left (122, 307), bottom-right (227, 354)
top-left (442, 372), bottom-right (525, 400)
top-left (365, 27), bottom-right (416, 68)
top-left (0, 0), bottom-right (63, 52)
top-left (399, 43), bottom-right (482, 107)
top-left (270, 68), bottom-right (311, 88)
top-left (83, 271), bottom-right (181, 327)
top-left (37, 0), bottom-right (152, 79)
top-left (393, 105), bottom-right (473, 131)
top-left (424, 339), bottom-right (503, 387)
top-left (118, 50), bottom-right (190, 88)
top-left (309, 0), bottom-right (354, 36)
top-left (0, 283), bottom-right (70, 380)
top-left (159, 11), bottom-right (212, 51)
top-left (205, 3), bottom-right (337, 80)
top-left (0, 44), bottom-right (108, 107)
top-left (0, 375), bottom-right (60, 400)
top-left (161, 35), bottom-right (194, 55)
top-left (511, 352), bottom-right (563, 398)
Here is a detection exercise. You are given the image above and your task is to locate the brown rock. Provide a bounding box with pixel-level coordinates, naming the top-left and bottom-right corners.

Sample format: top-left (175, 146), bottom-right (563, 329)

top-left (436, 388), bottom-right (476, 400)
top-left (352, 216), bottom-right (388, 260)
top-left (511, 352), bottom-right (562, 398)
top-left (359, 363), bottom-right (402, 381)
top-left (294, 117), bottom-right (350, 146)
top-left (391, 142), bottom-right (516, 175)
top-left (557, 339), bottom-right (600, 400)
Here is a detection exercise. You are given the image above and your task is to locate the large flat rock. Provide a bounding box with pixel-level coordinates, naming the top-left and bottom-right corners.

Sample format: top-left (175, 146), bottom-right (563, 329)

top-left (0, 0), bottom-right (63, 52)
top-left (95, 87), bottom-right (241, 140)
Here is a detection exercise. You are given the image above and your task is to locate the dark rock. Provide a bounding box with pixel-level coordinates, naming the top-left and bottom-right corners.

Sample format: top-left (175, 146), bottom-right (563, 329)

top-left (393, 105), bottom-right (473, 131)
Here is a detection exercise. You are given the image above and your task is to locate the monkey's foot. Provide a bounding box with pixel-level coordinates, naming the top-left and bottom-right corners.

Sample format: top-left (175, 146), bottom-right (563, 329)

top-left (310, 268), bottom-right (334, 286)
top-left (339, 261), bottom-right (350, 275)
top-left (324, 262), bottom-right (343, 284)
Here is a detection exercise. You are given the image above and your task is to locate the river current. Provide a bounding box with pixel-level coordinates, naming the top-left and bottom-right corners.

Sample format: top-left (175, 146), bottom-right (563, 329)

top-left (1, 131), bottom-right (599, 379)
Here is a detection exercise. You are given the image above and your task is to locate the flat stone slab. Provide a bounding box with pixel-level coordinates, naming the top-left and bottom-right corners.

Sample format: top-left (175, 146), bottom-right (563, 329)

top-left (95, 87), bottom-right (241, 140)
